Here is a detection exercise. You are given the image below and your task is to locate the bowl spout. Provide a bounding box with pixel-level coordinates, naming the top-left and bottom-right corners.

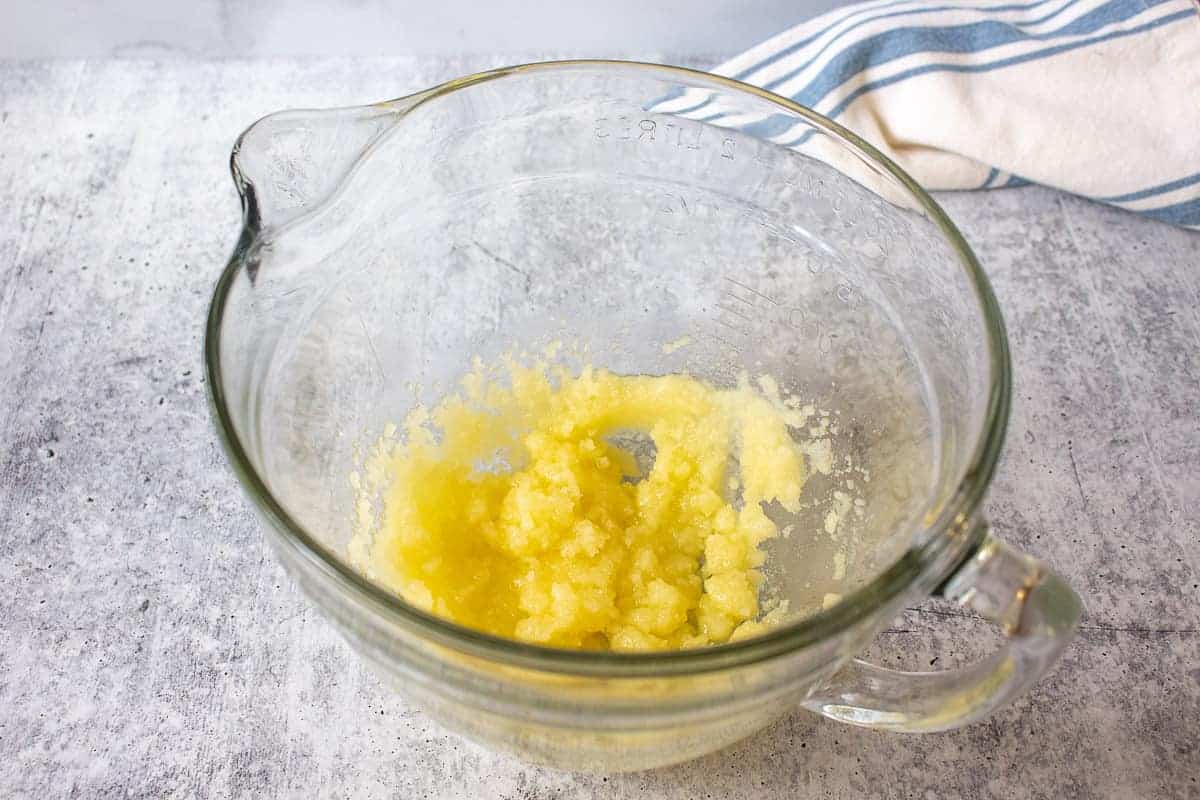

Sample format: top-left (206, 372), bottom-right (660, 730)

top-left (231, 103), bottom-right (404, 233)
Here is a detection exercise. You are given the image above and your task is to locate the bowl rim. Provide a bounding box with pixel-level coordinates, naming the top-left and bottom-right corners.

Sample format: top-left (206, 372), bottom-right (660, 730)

top-left (204, 58), bottom-right (1011, 677)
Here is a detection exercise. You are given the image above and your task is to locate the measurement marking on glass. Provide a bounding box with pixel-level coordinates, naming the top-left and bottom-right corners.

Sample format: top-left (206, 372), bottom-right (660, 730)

top-left (716, 302), bottom-right (753, 322)
top-left (720, 290), bottom-right (757, 310)
top-left (723, 276), bottom-right (779, 305)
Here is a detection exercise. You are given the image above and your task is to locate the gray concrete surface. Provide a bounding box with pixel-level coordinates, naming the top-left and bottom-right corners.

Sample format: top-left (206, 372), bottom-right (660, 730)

top-left (1, 57), bottom-right (1198, 799)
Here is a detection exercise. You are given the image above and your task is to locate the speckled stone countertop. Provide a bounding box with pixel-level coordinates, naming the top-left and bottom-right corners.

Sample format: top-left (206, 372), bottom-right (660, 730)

top-left (1, 57), bottom-right (1197, 799)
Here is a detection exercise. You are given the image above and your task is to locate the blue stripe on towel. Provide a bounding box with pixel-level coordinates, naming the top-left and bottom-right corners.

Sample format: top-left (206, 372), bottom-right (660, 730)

top-left (817, 8), bottom-right (1193, 119)
top-left (665, 0), bottom-right (1084, 118)
top-left (772, 8), bottom-right (1190, 150)
top-left (670, 0), bottom-right (1102, 119)
top-left (731, 0), bottom-right (936, 81)
top-left (779, 0), bottom-right (1170, 102)
top-left (1098, 172), bottom-right (1200, 203)
top-left (700, 0), bottom-right (1197, 227)
top-left (730, 0), bottom-right (1066, 82)
top-left (760, 0), bottom-right (1092, 94)
top-left (1138, 197), bottom-right (1200, 227)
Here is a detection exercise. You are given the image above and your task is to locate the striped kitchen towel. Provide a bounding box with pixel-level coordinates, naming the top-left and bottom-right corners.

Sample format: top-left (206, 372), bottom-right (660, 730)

top-left (709, 0), bottom-right (1200, 228)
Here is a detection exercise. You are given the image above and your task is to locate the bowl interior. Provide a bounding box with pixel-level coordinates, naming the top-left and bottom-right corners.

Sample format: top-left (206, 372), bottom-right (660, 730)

top-left (215, 63), bottom-right (998, 644)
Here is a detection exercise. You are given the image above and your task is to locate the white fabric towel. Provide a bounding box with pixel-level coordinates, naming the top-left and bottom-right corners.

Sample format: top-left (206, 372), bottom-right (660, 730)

top-left (708, 0), bottom-right (1200, 227)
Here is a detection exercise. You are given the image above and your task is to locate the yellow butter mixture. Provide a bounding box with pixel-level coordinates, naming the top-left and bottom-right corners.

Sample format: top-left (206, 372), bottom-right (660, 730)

top-left (350, 360), bottom-right (816, 651)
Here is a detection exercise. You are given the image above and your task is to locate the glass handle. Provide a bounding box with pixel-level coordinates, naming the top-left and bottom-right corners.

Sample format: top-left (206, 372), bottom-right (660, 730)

top-left (803, 531), bottom-right (1082, 732)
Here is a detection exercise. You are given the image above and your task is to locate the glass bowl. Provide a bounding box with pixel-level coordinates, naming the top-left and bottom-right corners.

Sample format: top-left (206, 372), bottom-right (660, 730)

top-left (206, 60), bottom-right (1080, 772)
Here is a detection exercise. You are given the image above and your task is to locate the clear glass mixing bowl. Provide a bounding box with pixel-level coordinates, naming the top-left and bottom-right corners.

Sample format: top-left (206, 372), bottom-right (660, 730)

top-left (206, 60), bottom-right (1081, 772)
